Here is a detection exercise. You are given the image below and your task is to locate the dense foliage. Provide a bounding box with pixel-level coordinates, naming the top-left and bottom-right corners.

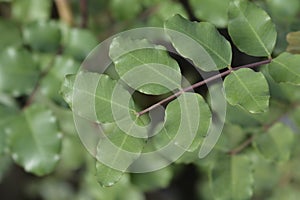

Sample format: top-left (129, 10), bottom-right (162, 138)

top-left (1, 0), bottom-right (300, 200)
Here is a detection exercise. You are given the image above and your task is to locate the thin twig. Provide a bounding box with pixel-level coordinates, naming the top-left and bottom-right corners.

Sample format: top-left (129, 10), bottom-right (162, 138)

top-left (80, 0), bottom-right (88, 28)
top-left (55, 0), bottom-right (74, 26)
top-left (228, 136), bottom-right (254, 155)
top-left (137, 59), bottom-right (272, 116)
top-left (23, 50), bottom-right (61, 109)
top-left (228, 102), bottom-right (300, 155)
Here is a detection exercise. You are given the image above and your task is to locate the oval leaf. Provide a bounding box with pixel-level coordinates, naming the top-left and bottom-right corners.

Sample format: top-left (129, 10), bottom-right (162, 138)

top-left (96, 122), bottom-right (146, 187)
top-left (0, 104), bottom-right (18, 156)
top-left (7, 104), bottom-right (62, 176)
top-left (224, 68), bottom-right (270, 113)
top-left (110, 38), bottom-right (182, 95)
top-left (151, 93), bottom-right (211, 152)
top-left (210, 154), bottom-right (254, 200)
top-left (254, 123), bottom-right (294, 162)
top-left (0, 47), bottom-right (39, 96)
top-left (64, 28), bottom-right (98, 61)
top-left (228, 1), bottom-right (277, 57)
top-left (40, 55), bottom-right (79, 102)
top-left (23, 20), bottom-right (61, 52)
top-left (190, 0), bottom-right (231, 28)
top-left (164, 14), bottom-right (232, 71)
top-left (268, 52), bottom-right (300, 85)
top-left (0, 19), bottom-right (22, 50)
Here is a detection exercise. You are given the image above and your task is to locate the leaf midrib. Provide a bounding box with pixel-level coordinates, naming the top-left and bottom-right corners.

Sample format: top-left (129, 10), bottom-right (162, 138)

top-left (232, 71), bottom-right (264, 111)
top-left (234, 3), bottom-right (270, 56)
top-left (172, 20), bottom-right (229, 66)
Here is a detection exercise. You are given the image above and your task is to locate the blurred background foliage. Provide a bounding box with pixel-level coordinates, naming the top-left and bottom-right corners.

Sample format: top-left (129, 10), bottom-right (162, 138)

top-left (0, 0), bottom-right (300, 200)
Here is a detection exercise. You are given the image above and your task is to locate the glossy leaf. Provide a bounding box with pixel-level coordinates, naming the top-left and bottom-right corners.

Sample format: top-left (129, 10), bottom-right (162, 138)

top-left (12, 0), bottom-right (52, 22)
top-left (110, 39), bottom-right (181, 95)
top-left (96, 161), bottom-right (125, 187)
top-left (109, 0), bottom-right (142, 21)
top-left (146, 0), bottom-right (187, 27)
top-left (40, 55), bottom-right (80, 102)
top-left (190, 0), bottom-right (231, 27)
top-left (0, 104), bottom-right (18, 156)
top-left (228, 0), bottom-right (277, 57)
top-left (7, 104), bottom-right (62, 176)
top-left (23, 21), bottom-right (61, 52)
top-left (164, 14), bottom-right (232, 71)
top-left (287, 31), bottom-right (300, 54)
top-left (224, 68), bottom-right (270, 113)
top-left (210, 154), bottom-right (254, 200)
top-left (254, 123), bottom-right (294, 162)
top-left (60, 74), bottom-right (76, 108)
top-left (0, 47), bottom-right (39, 96)
top-left (96, 123), bottom-right (146, 187)
top-left (268, 52), bottom-right (300, 85)
top-left (131, 167), bottom-right (173, 192)
top-left (64, 28), bottom-right (98, 61)
top-left (0, 19), bottom-right (22, 50)
top-left (109, 36), bottom-right (157, 61)
top-left (151, 92), bottom-right (211, 152)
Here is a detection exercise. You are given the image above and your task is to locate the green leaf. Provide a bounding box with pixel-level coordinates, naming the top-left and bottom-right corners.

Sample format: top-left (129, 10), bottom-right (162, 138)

top-left (95, 74), bottom-right (121, 123)
top-left (64, 28), bottom-right (98, 61)
top-left (224, 68), bottom-right (270, 113)
top-left (210, 154), bottom-right (254, 200)
top-left (96, 161), bottom-right (125, 187)
top-left (268, 52), bottom-right (300, 85)
top-left (110, 38), bottom-right (181, 95)
top-left (0, 47), bottom-right (39, 96)
top-left (12, 0), bottom-right (52, 23)
top-left (60, 74), bottom-right (76, 108)
top-left (254, 123), bottom-right (294, 162)
top-left (190, 0), bottom-right (231, 28)
top-left (131, 166), bottom-right (173, 192)
top-left (0, 104), bottom-right (18, 156)
top-left (0, 19), bottom-right (22, 50)
top-left (164, 14), bottom-right (232, 71)
top-left (151, 92), bottom-right (211, 152)
top-left (109, 0), bottom-right (142, 21)
top-left (95, 123), bottom-right (146, 187)
top-left (23, 20), bottom-right (61, 52)
top-left (228, 0), bottom-right (277, 57)
top-left (109, 36), bottom-right (157, 61)
top-left (287, 31), bottom-right (300, 54)
top-left (146, 0), bottom-right (187, 27)
top-left (40, 55), bottom-right (80, 102)
top-left (7, 104), bottom-right (62, 176)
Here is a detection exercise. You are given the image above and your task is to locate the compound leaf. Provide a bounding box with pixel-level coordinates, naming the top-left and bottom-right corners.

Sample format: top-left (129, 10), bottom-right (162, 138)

top-left (228, 0), bottom-right (277, 57)
top-left (164, 14), bottom-right (232, 71)
top-left (224, 68), bottom-right (269, 113)
top-left (7, 104), bottom-right (62, 176)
